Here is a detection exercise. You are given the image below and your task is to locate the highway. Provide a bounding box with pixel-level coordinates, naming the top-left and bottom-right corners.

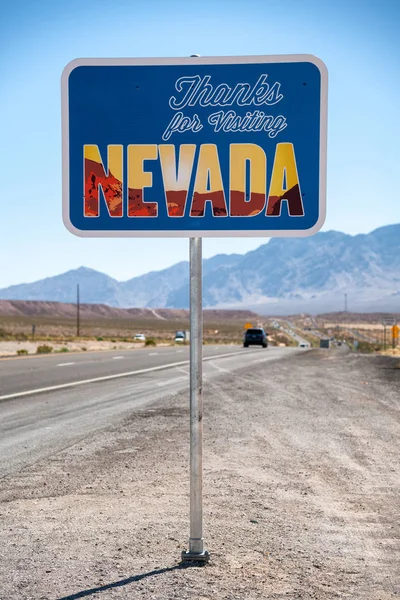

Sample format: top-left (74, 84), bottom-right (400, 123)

top-left (0, 345), bottom-right (300, 477)
top-left (0, 344), bottom-right (255, 400)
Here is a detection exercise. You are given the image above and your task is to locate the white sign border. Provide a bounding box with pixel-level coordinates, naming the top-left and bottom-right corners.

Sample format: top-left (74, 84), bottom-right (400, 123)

top-left (61, 54), bottom-right (328, 238)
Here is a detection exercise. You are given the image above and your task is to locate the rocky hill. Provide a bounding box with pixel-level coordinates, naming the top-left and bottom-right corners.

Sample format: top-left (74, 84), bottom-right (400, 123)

top-left (0, 224), bottom-right (399, 314)
top-left (0, 300), bottom-right (260, 322)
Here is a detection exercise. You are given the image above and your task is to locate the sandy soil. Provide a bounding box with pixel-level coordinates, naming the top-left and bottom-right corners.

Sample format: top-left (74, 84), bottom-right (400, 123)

top-left (323, 323), bottom-right (389, 331)
top-left (0, 349), bottom-right (399, 599)
top-left (0, 340), bottom-right (159, 357)
top-left (381, 348), bottom-right (400, 357)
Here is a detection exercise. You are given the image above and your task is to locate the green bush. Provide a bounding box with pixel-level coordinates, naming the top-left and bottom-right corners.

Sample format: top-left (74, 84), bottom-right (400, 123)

top-left (17, 349), bottom-right (28, 355)
top-left (145, 338), bottom-right (156, 347)
top-left (355, 341), bottom-right (377, 353)
top-left (96, 336), bottom-right (104, 341)
top-left (57, 347), bottom-right (69, 353)
top-left (36, 344), bottom-right (53, 354)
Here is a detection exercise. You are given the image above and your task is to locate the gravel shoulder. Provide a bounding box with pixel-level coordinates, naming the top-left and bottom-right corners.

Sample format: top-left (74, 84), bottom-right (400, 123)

top-left (0, 349), bottom-right (399, 599)
top-left (0, 340), bottom-right (150, 357)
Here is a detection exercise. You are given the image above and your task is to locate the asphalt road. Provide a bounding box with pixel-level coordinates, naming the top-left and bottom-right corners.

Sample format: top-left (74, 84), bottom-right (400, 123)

top-left (0, 345), bottom-right (299, 477)
top-left (0, 344), bottom-right (257, 399)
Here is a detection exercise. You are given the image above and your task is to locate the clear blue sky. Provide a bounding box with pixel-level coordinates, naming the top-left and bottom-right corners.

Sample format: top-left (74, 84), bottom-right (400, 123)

top-left (1, 0), bottom-right (399, 287)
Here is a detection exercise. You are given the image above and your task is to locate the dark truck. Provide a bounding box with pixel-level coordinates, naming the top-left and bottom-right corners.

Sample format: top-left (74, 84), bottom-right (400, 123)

top-left (243, 328), bottom-right (268, 348)
top-left (320, 338), bottom-right (330, 349)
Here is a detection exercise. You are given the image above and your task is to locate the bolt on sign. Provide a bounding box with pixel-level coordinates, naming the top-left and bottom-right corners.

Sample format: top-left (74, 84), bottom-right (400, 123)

top-left (61, 55), bottom-right (328, 238)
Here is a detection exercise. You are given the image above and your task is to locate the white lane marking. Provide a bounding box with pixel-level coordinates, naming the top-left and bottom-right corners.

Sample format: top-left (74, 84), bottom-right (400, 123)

top-left (0, 350), bottom-right (260, 402)
top-left (210, 363), bottom-right (230, 374)
top-left (148, 352), bottom-right (158, 356)
top-left (176, 350), bottom-right (183, 353)
top-left (113, 356), bottom-right (124, 360)
top-left (175, 367), bottom-right (189, 375)
top-left (57, 362), bottom-right (75, 367)
top-left (156, 376), bottom-right (187, 388)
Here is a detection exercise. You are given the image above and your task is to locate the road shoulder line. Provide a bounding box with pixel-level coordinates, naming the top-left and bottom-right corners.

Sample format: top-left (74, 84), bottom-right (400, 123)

top-left (0, 350), bottom-right (251, 402)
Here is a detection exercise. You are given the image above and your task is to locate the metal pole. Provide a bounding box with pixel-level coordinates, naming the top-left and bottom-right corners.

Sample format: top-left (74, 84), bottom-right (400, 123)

top-left (384, 325), bottom-right (386, 351)
top-left (182, 237), bottom-right (209, 563)
top-left (77, 283), bottom-right (80, 337)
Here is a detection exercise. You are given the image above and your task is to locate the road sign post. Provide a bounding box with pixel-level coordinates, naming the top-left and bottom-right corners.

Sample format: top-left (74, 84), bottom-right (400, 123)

top-left (62, 53), bottom-right (328, 564)
top-left (382, 317), bottom-right (396, 351)
top-left (181, 237), bottom-right (209, 563)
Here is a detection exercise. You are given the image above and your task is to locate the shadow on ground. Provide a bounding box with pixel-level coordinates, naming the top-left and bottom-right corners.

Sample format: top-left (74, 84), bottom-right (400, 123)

top-left (56, 561), bottom-right (206, 599)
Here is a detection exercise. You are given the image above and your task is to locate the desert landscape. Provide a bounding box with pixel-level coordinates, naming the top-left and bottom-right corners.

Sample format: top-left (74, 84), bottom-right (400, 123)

top-left (0, 300), bottom-right (281, 356)
top-left (0, 300), bottom-right (398, 357)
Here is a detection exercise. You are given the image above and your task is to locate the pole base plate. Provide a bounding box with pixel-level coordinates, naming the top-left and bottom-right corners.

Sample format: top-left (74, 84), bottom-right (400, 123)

top-left (181, 550), bottom-right (210, 564)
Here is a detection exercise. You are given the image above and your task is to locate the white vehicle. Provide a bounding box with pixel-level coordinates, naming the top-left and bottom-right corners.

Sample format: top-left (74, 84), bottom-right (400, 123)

top-left (134, 333), bottom-right (146, 341)
top-left (175, 330), bottom-right (190, 343)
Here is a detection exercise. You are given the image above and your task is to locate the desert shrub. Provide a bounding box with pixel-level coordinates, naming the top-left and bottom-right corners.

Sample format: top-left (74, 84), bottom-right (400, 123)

top-left (111, 338), bottom-right (116, 343)
top-left (17, 349), bottom-right (28, 355)
top-left (15, 333), bottom-right (29, 341)
top-left (355, 341), bottom-right (376, 353)
top-left (145, 338), bottom-right (156, 347)
top-left (0, 328), bottom-right (10, 339)
top-left (81, 347), bottom-right (87, 351)
top-left (36, 344), bottom-right (53, 354)
top-left (96, 336), bottom-right (104, 341)
top-left (57, 347), bottom-right (69, 353)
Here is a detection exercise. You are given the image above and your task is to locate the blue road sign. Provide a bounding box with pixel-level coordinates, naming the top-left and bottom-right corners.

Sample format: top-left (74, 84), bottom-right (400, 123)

top-left (62, 55), bottom-right (327, 237)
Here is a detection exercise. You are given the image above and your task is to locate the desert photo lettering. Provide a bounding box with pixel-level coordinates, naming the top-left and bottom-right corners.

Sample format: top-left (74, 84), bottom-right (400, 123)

top-left (83, 142), bottom-right (303, 218)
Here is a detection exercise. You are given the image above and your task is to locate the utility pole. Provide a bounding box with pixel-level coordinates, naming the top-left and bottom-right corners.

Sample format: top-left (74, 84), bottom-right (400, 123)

top-left (77, 283), bottom-right (80, 337)
top-left (344, 293), bottom-right (347, 312)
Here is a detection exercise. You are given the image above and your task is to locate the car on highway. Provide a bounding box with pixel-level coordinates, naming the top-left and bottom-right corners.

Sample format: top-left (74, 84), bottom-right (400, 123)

top-left (133, 333), bottom-right (146, 341)
top-left (174, 330), bottom-right (190, 343)
top-left (243, 328), bottom-right (268, 348)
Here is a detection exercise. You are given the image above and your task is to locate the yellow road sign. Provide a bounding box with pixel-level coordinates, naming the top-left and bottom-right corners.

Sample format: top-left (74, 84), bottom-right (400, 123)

top-left (392, 324), bottom-right (399, 338)
top-left (244, 322), bottom-right (253, 330)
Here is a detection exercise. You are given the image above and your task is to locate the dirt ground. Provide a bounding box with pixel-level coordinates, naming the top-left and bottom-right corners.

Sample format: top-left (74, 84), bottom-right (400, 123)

top-left (0, 340), bottom-right (150, 357)
top-left (0, 349), bottom-right (399, 599)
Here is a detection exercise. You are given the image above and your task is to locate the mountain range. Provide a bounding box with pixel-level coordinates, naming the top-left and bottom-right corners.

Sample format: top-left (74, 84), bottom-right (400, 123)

top-left (1, 224), bottom-right (399, 315)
